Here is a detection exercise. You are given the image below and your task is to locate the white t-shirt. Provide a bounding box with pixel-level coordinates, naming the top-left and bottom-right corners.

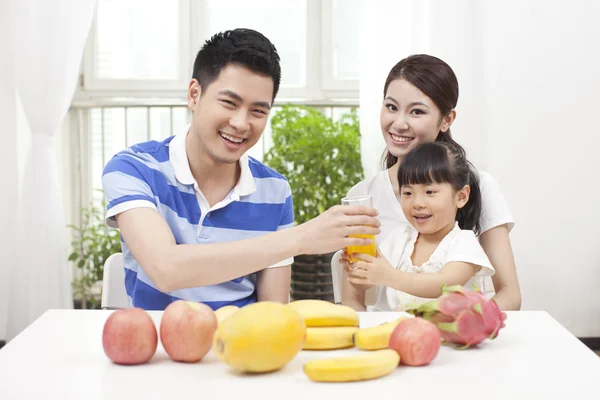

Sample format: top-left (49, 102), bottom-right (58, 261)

top-left (373, 222), bottom-right (495, 311)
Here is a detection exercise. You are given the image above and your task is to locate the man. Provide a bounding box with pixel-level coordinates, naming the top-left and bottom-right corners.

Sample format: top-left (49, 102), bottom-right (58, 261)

top-left (102, 28), bottom-right (378, 310)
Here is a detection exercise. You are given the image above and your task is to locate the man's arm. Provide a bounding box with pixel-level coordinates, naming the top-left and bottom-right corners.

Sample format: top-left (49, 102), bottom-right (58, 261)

top-left (256, 266), bottom-right (291, 303)
top-left (117, 204), bottom-right (379, 292)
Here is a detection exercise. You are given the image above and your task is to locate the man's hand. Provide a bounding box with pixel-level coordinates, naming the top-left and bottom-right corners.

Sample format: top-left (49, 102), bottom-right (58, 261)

top-left (295, 205), bottom-right (380, 255)
top-left (347, 248), bottom-right (395, 287)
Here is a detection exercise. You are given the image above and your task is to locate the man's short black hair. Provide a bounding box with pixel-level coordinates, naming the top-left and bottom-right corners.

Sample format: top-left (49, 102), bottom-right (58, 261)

top-left (192, 28), bottom-right (281, 101)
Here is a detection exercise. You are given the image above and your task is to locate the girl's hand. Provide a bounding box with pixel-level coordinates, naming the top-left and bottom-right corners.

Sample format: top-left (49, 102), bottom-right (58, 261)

top-left (347, 248), bottom-right (395, 287)
top-left (340, 251), bottom-right (373, 291)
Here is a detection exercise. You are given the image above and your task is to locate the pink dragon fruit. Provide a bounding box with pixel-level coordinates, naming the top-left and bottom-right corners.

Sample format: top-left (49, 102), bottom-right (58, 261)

top-left (406, 284), bottom-right (507, 348)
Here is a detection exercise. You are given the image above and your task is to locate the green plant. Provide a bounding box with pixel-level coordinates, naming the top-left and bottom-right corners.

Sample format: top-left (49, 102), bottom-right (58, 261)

top-left (264, 105), bottom-right (364, 224)
top-left (67, 193), bottom-right (121, 309)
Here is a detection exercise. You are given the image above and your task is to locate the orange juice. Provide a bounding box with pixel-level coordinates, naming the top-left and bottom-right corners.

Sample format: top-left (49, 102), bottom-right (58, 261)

top-left (346, 233), bottom-right (376, 262)
top-left (341, 195), bottom-right (375, 262)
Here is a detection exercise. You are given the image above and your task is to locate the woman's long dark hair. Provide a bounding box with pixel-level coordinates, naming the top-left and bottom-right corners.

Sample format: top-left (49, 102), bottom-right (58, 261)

top-left (397, 142), bottom-right (482, 234)
top-left (382, 54), bottom-right (464, 169)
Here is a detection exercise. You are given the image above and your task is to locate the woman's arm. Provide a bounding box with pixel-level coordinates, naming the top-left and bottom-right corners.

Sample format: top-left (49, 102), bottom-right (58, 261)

top-left (479, 224), bottom-right (522, 310)
top-left (341, 269), bottom-right (368, 311)
top-left (336, 250), bottom-right (369, 310)
top-left (382, 262), bottom-right (479, 298)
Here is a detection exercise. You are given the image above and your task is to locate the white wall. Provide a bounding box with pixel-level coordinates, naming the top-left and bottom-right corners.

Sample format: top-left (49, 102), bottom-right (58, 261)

top-left (479, 0), bottom-right (600, 336)
top-left (360, 0), bottom-right (600, 336)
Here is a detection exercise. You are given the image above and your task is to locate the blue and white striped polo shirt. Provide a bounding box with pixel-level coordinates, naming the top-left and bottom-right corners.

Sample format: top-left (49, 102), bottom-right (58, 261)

top-left (101, 126), bottom-right (294, 310)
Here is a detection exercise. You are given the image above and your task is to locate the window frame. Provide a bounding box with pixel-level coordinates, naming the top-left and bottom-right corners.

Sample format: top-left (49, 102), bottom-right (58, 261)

top-left (82, 0), bottom-right (192, 93)
top-left (320, 0), bottom-right (360, 93)
top-left (76, 0), bottom-right (358, 102)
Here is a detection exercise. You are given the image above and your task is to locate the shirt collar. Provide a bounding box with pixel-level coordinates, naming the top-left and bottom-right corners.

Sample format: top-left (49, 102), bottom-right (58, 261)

top-left (169, 125), bottom-right (256, 197)
top-left (236, 153), bottom-right (255, 197)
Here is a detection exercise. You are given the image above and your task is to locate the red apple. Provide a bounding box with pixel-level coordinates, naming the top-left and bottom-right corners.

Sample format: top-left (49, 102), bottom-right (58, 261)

top-left (389, 317), bottom-right (441, 366)
top-left (102, 308), bottom-right (158, 365)
top-left (160, 300), bottom-right (218, 363)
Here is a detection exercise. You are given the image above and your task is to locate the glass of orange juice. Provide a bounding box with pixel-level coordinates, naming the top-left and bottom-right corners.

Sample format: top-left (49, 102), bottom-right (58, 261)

top-left (341, 195), bottom-right (376, 262)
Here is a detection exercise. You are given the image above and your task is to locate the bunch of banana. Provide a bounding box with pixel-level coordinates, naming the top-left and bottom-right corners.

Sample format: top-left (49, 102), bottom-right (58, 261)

top-left (353, 317), bottom-right (408, 350)
top-left (287, 300), bottom-right (359, 350)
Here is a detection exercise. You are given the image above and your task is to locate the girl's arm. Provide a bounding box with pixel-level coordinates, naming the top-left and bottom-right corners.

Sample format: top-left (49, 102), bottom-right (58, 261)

top-left (384, 262), bottom-right (480, 299)
top-left (479, 224), bottom-right (522, 310)
top-left (347, 251), bottom-right (480, 299)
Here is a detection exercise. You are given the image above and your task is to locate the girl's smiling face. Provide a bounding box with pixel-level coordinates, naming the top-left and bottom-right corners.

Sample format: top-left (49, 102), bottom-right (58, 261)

top-left (400, 181), bottom-right (470, 236)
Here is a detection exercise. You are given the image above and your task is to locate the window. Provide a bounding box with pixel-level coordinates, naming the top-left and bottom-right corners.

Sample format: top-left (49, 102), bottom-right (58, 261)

top-left (95, 1), bottom-right (181, 80)
top-left (83, 0), bottom-right (191, 92)
top-left (205, 0), bottom-right (307, 88)
top-left (322, 0), bottom-right (360, 90)
top-left (78, 0), bottom-right (358, 101)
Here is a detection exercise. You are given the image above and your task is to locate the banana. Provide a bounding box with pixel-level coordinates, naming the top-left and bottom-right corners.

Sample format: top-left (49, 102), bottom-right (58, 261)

top-left (287, 300), bottom-right (359, 327)
top-left (303, 349), bottom-right (400, 382)
top-left (303, 327), bottom-right (359, 350)
top-left (354, 317), bottom-right (408, 350)
top-left (214, 305), bottom-right (239, 324)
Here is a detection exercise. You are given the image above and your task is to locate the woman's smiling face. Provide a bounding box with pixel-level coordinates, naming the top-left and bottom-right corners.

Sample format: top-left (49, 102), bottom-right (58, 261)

top-left (380, 78), bottom-right (446, 161)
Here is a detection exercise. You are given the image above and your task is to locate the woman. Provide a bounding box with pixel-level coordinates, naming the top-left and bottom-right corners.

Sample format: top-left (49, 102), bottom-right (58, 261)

top-left (341, 54), bottom-right (521, 311)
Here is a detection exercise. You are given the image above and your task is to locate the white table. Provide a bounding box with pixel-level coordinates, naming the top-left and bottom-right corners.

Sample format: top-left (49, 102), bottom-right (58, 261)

top-left (1, 310), bottom-right (599, 399)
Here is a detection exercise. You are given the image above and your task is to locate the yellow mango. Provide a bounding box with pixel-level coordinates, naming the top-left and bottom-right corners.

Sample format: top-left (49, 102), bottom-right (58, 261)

top-left (212, 301), bottom-right (306, 373)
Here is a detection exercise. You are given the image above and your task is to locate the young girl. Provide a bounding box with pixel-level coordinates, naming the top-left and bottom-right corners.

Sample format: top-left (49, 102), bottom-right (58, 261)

top-left (341, 141), bottom-right (495, 311)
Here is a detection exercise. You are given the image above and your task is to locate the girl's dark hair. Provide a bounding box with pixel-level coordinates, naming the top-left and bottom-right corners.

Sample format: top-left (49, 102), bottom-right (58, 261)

top-left (397, 141), bottom-right (482, 235)
top-left (382, 54), bottom-right (464, 169)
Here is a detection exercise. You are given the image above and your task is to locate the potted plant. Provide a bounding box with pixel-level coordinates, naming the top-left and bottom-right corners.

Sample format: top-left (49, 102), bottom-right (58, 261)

top-left (264, 105), bottom-right (364, 301)
top-left (67, 193), bottom-right (121, 309)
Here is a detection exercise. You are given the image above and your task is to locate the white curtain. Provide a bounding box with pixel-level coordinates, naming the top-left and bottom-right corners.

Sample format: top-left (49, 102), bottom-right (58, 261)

top-left (0, 0), bottom-right (18, 342)
top-left (358, 0), bottom-right (486, 178)
top-left (5, 0), bottom-right (97, 341)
